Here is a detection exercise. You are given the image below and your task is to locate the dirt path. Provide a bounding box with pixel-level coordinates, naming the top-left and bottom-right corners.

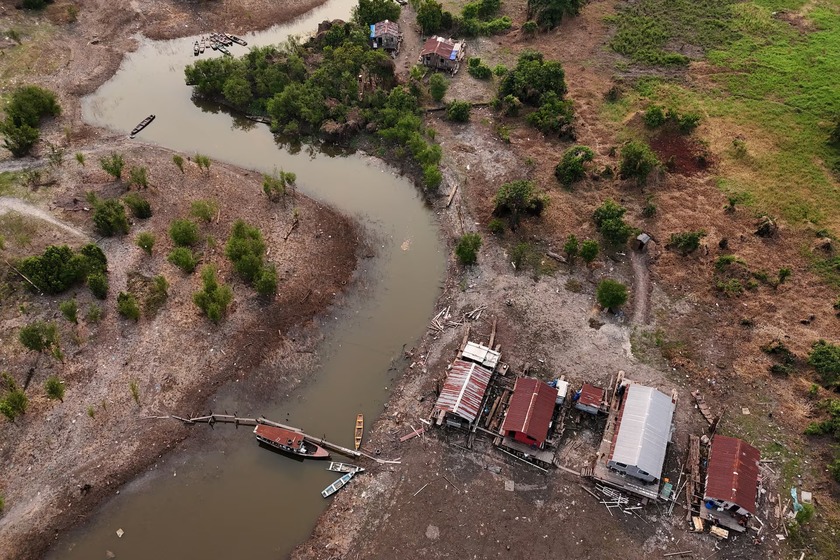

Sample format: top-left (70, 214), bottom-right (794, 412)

top-left (0, 197), bottom-right (90, 239)
top-left (630, 250), bottom-right (651, 324)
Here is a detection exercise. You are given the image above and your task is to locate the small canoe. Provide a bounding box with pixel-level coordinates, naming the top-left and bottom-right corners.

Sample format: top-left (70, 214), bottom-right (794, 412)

top-left (129, 114), bottom-right (155, 139)
top-left (321, 472), bottom-right (354, 498)
top-left (193, 41), bottom-right (199, 56)
top-left (210, 41), bottom-right (218, 51)
top-left (354, 413), bottom-right (364, 451)
top-left (328, 462), bottom-right (364, 474)
top-left (199, 38), bottom-right (205, 54)
top-left (218, 45), bottom-right (231, 56)
top-left (226, 33), bottom-right (248, 46)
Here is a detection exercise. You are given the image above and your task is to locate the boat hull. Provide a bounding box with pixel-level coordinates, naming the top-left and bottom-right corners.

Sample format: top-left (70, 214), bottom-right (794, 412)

top-left (254, 424), bottom-right (330, 460)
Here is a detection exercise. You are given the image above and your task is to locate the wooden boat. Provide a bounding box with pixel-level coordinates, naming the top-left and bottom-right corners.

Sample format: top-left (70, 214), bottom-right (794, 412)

top-left (225, 33), bottom-right (247, 46)
top-left (354, 413), bottom-right (364, 450)
top-left (254, 424), bottom-right (330, 459)
top-left (210, 41), bottom-right (219, 51)
top-left (328, 462), bottom-right (365, 474)
top-left (321, 472), bottom-right (355, 498)
top-left (193, 41), bottom-right (199, 56)
top-left (129, 114), bottom-right (155, 139)
top-left (218, 44), bottom-right (231, 56)
top-left (199, 38), bottom-right (206, 53)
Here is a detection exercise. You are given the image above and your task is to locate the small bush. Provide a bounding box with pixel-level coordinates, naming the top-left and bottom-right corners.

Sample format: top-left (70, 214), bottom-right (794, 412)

top-left (123, 193), bottom-right (152, 219)
top-left (19, 320), bottom-right (59, 353)
top-left (676, 112), bottom-right (701, 133)
top-left (429, 73), bottom-right (448, 102)
top-left (59, 299), bottom-right (78, 323)
top-left (86, 304), bottom-right (102, 323)
top-left (129, 379), bottom-right (140, 404)
top-left (467, 58), bottom-right (492, 80)
top-left (44, 375), bottom-right (64, 401)
top-left (456, 232), bottom-right (482, 265)
top-left (169, 219), bottom-right (200, 247)
top-left (93, 199), bottom-right (130, 236)
top-left (488, 218), bottom-right (505, 236)
top-left (593, 199), bottom-right (633, 246)
top-left (446, 100), bottom-right (472, 122)
top-left (173, 154), bottom-right (185, 173)
top-left (564, 234), bottom-right (579, 262)
top-left (643, 105), bottom-right (667, 128)
top-left (254, 264), bottom-right (278, 299)
top-left (596, 279), bottom-right (628, 311)
top-left (619, 141), bottom-right (659, 185)
top-left (668, 231), bottom-right (706, 255)
top-left (75, 152), bottom-right (85, 166)
top-left (809, 340), bottom-right (840, 387)
top-left (193, 266), bottom-right (233, 323)
top-left (554, 145), bottom-right (595, 187)
top-left (117, 292), bottom-right (140, 321)
top-left (146, 275), bottom-right (169, 315)
top-left (225, 220), bottom-right (267, 282)
top-left (87, 272), bottom-right (109, 299)
top-left (423, 164), bottom-right (442, 192)
top-left (493, 179), bottom-right (547, 229)
top-left (522, 20), bottom-right (538, 36)
top-left (191, 200), bottom-right (219, 223)
top-left (168, 247), bottom-right (197, 273)
top-left (580, 239), bottom-right (599, 263)
top-left (0, 373), bottom-right (28, 422)
top-left (128, 166), bottom-right (148, 188)
top-left (135, 232), bottom-right (155, 255)
top-left (194, 154), bottom-right (211, 171)
top-left (99, 152), bottom-right (125, 180)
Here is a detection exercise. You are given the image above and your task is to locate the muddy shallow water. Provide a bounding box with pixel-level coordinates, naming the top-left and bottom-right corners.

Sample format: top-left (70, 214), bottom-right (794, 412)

top-left (48, 2), bottom-right (445, 558)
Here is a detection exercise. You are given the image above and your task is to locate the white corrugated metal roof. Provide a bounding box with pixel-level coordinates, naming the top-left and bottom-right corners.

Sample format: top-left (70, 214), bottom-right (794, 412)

top-left (433, 360), bottom-right (492, 423)
top-left (462, 341), bottom-right (500, 370)
top-left (610, 385), bottom-right (675, 480)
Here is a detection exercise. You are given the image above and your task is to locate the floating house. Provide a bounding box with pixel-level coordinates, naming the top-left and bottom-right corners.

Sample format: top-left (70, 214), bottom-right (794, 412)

top-left (370, 20), bottom-right (400, 51)
top-left (702, 435), bottom-right (760, 530)
top-left (574, 383), bottom-right (605, 415)
top-left (419, 36), bottom-right (466, 72)
top-left (606, 384), bottom-right (675, 484)
top-left (433, 359), bottom-right (492, 426)
top-left (502, 377), bottom-right (556, 449)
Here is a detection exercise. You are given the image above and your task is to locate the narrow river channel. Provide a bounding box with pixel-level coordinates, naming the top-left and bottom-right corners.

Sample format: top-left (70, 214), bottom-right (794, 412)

top-left (48, 1), bottom-right (445, 558)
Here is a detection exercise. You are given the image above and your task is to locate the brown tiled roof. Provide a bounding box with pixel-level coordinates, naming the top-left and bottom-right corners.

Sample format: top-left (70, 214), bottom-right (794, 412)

top-left (705, 435), bottom-right (760, 514)
top-left (420, 36), bottom-right (455, 59)
top-left (502, 377), bottom-right (555, 444)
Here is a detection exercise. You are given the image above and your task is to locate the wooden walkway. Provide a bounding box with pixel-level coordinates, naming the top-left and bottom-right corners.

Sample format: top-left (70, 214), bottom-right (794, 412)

top-left (168, 413), bottom-right (401, 465)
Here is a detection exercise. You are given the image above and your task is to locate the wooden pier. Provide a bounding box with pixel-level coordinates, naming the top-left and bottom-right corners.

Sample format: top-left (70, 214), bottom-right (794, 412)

top-left (168, 413), bottom-right (400, 465)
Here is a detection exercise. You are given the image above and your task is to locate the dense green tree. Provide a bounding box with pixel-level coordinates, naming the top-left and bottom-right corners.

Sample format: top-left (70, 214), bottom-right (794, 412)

top-left (417, 0), bottom-right (444, 35)
top-left (429, 73), bottom-right (448, 102)
top-left (19, 321), bottom-right (59, 353)
top-left (555, 145), bottom-right (595, 187)
top-left (353, 0), bottom-right (401, 26)
top-left (193, 266), bottom-right (233, 323)
top-left (169, 219), bottom-right (200, 247)
top-left (619, 140), bottom-right (660, 185)
top-left (3, 85), bottom-right (61, 128)
top-left (597, 279), bottom-right (628, 311)
top-left (0, 121), bottom-right (40, 157)
top-left (499, 51), bottom-right (567, 106)
top-left (446, 100), bottom-right (472, 122)
top-left (168, 248), bottom-right (197, 273)
top-left (580, 239), bottom-right (599, 263)
top-left (93, 199), bottom-right (130, 236)
top-left (563, 234), bottom-right (579, 262)
top-left (593, 199), bottom-right (633, 246)
top-left (456, 233), bottom-right (482, 265)
top-left (526, 0), bottom-right (583, 30)
top-left (493, 180), bottom-right (548, 228)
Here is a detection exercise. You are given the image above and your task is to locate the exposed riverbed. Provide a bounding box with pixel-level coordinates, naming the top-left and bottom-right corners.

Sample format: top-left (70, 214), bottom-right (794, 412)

top-left (47, 2), bottom-right (445, 558)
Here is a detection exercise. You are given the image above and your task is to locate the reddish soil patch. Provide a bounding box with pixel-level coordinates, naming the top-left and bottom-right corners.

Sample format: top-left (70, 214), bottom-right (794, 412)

top-left (648, 127), bottom-right (710, 177)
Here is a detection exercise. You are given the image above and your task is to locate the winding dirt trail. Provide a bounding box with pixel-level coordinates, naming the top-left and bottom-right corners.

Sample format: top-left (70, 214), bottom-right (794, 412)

top-left (0, 197), bottom-right (90, 239)
top-left (630, 250), bottom-right (651, 324)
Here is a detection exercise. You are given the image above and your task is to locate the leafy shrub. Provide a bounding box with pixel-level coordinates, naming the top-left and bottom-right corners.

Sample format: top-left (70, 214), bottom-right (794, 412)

top-left (488, 218), bottom-right (505, 236)
top-left (668, 231), bottom-right (706, 255)
top-left (493, 180), bottom-right (548, 228)
top-left (676, 112), bottom-right (701, 133)
top-left (423, 164), bottom-right (442, 192)
top-left (522, 20), bottom-right (538, 36)
top-left (467, 58), bottom-right (492, 79)
top-left (554, 145), bottom-right (595, 187)
top-left (168, 247), bottom-right (197, 273)
top-left (619, 141), bottom-right (659, 185)
top-left (173, 154), bottom-right (185, 173)
top-left (525, 92), bottom-right (573, 136)
top-left (596, 279), bottom-right (628, 311)
top-left (429, 73), bottom-right (448, 102)
top-left (169, 219), bottom-right (200, 247)
top-left (194, 154), bottom-right (211, 171)
top-left (18, 244), bottom-right (107, 295)
top-left (93, 199), bottom-right (130, 236)
top-left (456, 233), bottom-right (482, 265)
top-left (19, 321), bottom-right (59, 353)
top-left (809, 340), bottom-right (840, 387)
top-left (136, 232), bottom-right (155, 255)
top-left (0, 85), bottom-right (60, 157)
top-left (0, 373), bottom-right (28, 422)
top-left (225, 220), bottom-right (266, 282)
top-left (254, 264), bottom-right (278, 299)
top-left (117, 292), bottom-right (140, 320)
top-left (643, 105), bottom-right (667, 128)
top-left (563, 234), bottom-right (579, 261)
top-left (353, 0), bottom-right (401, 27)
top-left (59, 299), bottom-right (78, 323)
top-left (75, 152), bottom-right (85, 166)
top-left (87, 272), bottom-right (109, 299)
top-left (499, 51), bottom-right (567, 106)
top-left (146, 275), bottom-right (169, 315)
top-left (526, 0), bottom-right (583, 30)
top-left (262, 171), bottom-right (295, 203)
top-left (715, 278), bottom-right (743, 297)
top-left (45, 376), bottom-right (64, 401)
top-left (99, 152), bottom-right (125, 180)
top-left (580, 239), bottom-right (599, 263)
top-left (501, 94), bottom-right (522, 117)
top-left (123, 193), bottom-right (152, 219)
top-left (190, 200), bottom-right (219, 223)
top-left (86, 304), bottom-right (102, 323)
top-left (128, 166), bottom-right (149, 188)
top-left (593, 199), bottom-right (633, 246)
top-left (193, 266), bottom-right (233, 323)
top-left (0, 121), bottom-right (40, 157)
top-left (446, 100), bottom-right (471, 122)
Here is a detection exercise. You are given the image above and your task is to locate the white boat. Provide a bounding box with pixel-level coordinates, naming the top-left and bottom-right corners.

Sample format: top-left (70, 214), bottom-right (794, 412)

top-left (327, 462), bottom-right (365, 474)
top-left (321, 472), bottom-right (355, 498)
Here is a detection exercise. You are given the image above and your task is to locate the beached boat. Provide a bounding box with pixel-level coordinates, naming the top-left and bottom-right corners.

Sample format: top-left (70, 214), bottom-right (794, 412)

top-left (199, 38), bottom-right (206, 54)
top-left (327, 462), bottom-right (365, 474)
top-left (321, 472), bottom-right (355, 498)
top-left (354, 413), bottom-right (364, 450)
top-left (210, 40), bottom-right (219, 51)
top-left (254, 424), bottom-right (330, 459)
top-left (193, 41), bottom-right (199, 56)
top-left (218, 44), bottom-right (231, 56)
top-left (225, 33), bottom-right (247, 46)
top-left (129, 114), bottom-right (155, 139)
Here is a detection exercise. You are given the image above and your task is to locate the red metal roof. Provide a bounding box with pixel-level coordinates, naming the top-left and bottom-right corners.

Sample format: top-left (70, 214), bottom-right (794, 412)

top-left (420, 36), bottom-right (455, 59)
top-left (705, 435), bottom-right (760, 515)
top-left (373, 20), bottom-right (400, 37)
top-left (578, 383), bottom-right (605, 409)
top-left (433, 359), bottom-right (492, 423)
top-left (502, 377), bottom-right (556, 445)
top-left (254, 424), bottom-right (304, 447)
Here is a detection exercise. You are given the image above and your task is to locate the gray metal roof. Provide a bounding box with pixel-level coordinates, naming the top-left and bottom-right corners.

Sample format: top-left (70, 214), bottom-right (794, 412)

top-left (462, 341), bottom-right (500, 370)
top-left (609, 385), bottom-right (675, 480)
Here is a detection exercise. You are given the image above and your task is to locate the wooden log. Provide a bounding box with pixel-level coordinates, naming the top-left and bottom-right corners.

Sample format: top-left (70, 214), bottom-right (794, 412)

top-left (546, 251), bottom-right (567, 263)
top-left (488, 316), bottom-right (497, 348)
top-left (4, 259), bottom-right (42, 294)
top-left (283, 219), bottom-right (299, 241)
top-left (446, 182), bottom-right (459, 208)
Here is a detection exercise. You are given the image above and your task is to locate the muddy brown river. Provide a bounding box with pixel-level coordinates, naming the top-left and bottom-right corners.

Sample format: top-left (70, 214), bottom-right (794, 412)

top-left (48, 2), bottom-right (445, 558)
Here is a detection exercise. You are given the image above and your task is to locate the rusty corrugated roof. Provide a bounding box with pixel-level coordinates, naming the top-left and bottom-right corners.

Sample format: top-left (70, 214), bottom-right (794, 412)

top-left (255, 424), bottom-right (304, 447)
top-left (420, 36), bottom-right (455, 59)
top-left (373, 20), bottom-right (400, 37)
top-left (433, 359), bottom-right (492, 423)
top-left (502, 377), bottom-right (556, 444)
top-left (705, 435), bottom-right (760, 514)
top-left (578, 383), bottom-right (605, 408)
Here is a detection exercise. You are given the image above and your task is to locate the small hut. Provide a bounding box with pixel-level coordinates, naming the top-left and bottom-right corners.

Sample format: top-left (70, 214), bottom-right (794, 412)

top-left (370, 20), bottom-right (400, 52)
top-left (632, 232), bottom-right (651, 251)
top-left (419, 36), bottom-right (465, 72)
